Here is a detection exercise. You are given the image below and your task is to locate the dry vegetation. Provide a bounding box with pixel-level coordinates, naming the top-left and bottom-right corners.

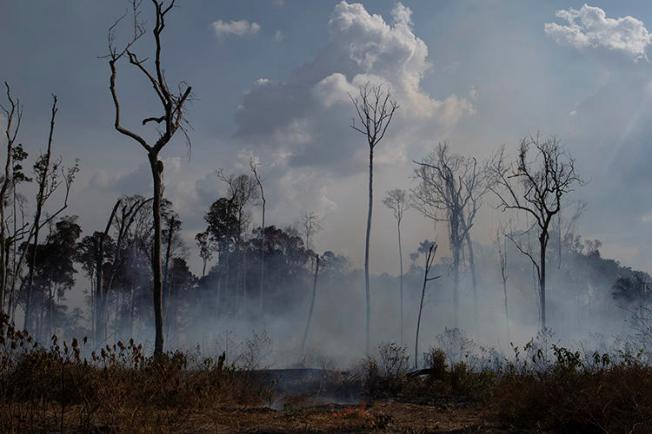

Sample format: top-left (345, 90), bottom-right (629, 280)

top-left (2, 316), bottom-right (652, 433)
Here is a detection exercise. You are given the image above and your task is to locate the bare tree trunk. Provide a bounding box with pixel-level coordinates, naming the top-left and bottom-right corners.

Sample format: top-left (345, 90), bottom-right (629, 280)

top-left (163, 218), bottom-right (173, 340)
top-left (301, 256), bottom-right (320, 356)
top-left (397, 220), bottom-right (404, 346)
top-left (94, 236), bottom-right (103, 345)
top-left (499, 234), bottom-right (510, 342)
top-left (465, 232), bottom-right (478, 327)
top-left (364, 147), bottom-right (373, 355)
top-left (149, 155), bottom-right (164, 355)
top-left (451, 240), bottom-right (460, 330)
top-left (250, 160), bottom-right (266, 315)
top-left (539, 237), bottom-right (547, 331)
top-left (25, 96), bottom-right (58, 331)
top-left (415, 270), bottom-right (427, 370)
top-left (415, 244), bottom-right (438, 369)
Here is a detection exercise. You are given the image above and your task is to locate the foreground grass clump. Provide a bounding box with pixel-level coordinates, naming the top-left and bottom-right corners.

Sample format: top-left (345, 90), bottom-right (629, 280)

top-left (358, 343), bottom-right (495, 404)
top-left (0, 315), bottom-right (271, 432)
top-left (495, 344), bottom-right (652, 433)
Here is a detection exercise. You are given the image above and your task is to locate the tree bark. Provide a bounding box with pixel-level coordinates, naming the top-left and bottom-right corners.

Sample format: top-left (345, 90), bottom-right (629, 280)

top-left (539, 236), bottom-right (547, 331)
top-left (397, 220), bottom-right (404, 346)
top-left (364, 146), bottom-right (373, 355)
top-left (465, 232), bottom-right (478, 328)
top-left (301, 256), bottom-right (320, 356)
top-left (24, 97), bottom-right (57, 331)
top-left (163, 217), bottom-right (173, 340)
top-left (149, 154), bottom-right (164, 356)
top-left (451, 239), bottom-right (460, 330)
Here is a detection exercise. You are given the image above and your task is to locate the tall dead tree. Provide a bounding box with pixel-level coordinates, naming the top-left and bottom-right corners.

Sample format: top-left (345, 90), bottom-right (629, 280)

top-left (23, 96), bottom-right (78, 332)
top-left (301, 254), bottom-right (320, 356)
top-left (216, 170), bottom-right (258, 312)
top-left (94, 200), bottom-right (121, 346)
top-left (106, 0), bottom-right (192, 355)
top-left (383, 189), bottom-right (408, 345)
top-left (488, 135), bottom-right (581, 331)
top-left (0, 82), bottom-right (22, 316)
top-left (414, 241), bottom-right (439, 369)
top-left (413, 143), bottom-right (487, 329)
top-left (349, 83), bottom-right (398, 354)
top-left (249, 158), bottom-right (266, 314)
top-left (195, 230), bottom-right (212, 278)
top-left (496, 228), bottom-right (510, 341)
top-left (301, 211), bottom-right (321, 252)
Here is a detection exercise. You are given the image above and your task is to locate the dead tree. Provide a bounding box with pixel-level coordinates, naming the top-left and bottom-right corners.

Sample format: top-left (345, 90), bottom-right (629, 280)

top-left (349, 83), bottom-right (398, 354)
top-left (414, 241), bottom-right (439, 369)
top-left (162, 208), bottom-right (181, 336)
top-left (412, 143), bottom-right (487, 329)
top-left (106, 0), bottom-right (192, 355)
top-left (301, 254), bottom-right (320, 356)
top-left (94, 200), bottom-right (121, 346)
top-left (488, 135), bottom-right (581, 331)
top-left (216, 170), bottom-right (258, 312)
top-left (0, 82), bottom-right (22, 315)
top-left (195, 230), bottom-right (213, 278)
top-left (496, 228), bottom-right (510, 342)
top-left (383, 189), bottom-right (408, 345)
top-left (23, 96), bottom-right (78, 332)
top-left (249, 158), bottom-right (266, 314)
top-left (301, 211), bottom-right (322, 252)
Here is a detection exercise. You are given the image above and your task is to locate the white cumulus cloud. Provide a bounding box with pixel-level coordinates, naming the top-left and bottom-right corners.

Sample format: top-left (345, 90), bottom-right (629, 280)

top-left (544, 4), bottom-right (652, 61)
top-left (233, 1), bottom-right (473, 171)
top-left (212, 19), bottom-right (261, 38)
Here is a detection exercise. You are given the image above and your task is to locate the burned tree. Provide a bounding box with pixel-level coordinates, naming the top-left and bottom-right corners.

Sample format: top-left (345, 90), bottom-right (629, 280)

top-left (23, 96), bottom-right (78, 332)
top-left (301, 211), bottom-right (322, 252)
top-left (488, 135), bottom-right (581, 331)
top-left (496, 228), bottom-right (510, 341)
top-left (414, 241), bottom-right (439, 369)
top-left (349, 83), bottom-right (398, 354)
top-left (0, 82), bottom-right (22, 316)
top-left (249, 158), bottom-right (266, 313)
top-left (412, 143), bottom-right (487, 328)
top-left (301, 253), bottom-right (320, 356)
top-left (383, 188), bottom-right (408, 345)
top-left (195, 230), bottom-right (213, 279)
top-left (106, 0), bottom-right (192, 355)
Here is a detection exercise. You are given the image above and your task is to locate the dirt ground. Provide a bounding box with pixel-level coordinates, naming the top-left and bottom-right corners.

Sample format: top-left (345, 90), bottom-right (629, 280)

top-left (1, 400), bottom-right (512, 433)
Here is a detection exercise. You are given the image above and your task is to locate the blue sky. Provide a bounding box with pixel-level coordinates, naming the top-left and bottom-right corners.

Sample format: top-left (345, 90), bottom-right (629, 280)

top-left (2, 1), bottom-right (652, 275)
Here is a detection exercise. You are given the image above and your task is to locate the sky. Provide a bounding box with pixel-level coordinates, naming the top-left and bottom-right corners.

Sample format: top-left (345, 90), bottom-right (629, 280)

top-left (2, 0), bottom-right (652, 277)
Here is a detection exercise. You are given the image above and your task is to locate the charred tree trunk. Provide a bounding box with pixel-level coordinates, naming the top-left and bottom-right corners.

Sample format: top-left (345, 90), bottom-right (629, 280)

top-left (415, 243), bottom-right (438, 369)
top-left (25, 96), bottom-right (58, 331)
top-left (149, 155), bottom-right (164, 355)
top-left (397, 219), bottom-right (404, 346)
top-left (465, 232), bottom-right (478, 327)
top-left (539, 235), bottom-right (547, 331)
top-left (451, 239), bottom-right (460, 330)
top-left (364, 146), bottom-right (373, 355)
top-left (163, 217), bottom-right (173, 330)
top-left (301, 255), bottom-right (320, 356)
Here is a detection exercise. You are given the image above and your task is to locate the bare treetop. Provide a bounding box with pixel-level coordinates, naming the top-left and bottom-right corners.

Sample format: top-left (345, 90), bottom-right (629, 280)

top-left (412, 142), bottom-right (488, 230)
top-left (489, 134), bottom-right (582, 232)
top-left (383, 189), bottom-right (408, 223)
top-left (107, 0), bottom-right (192, 155)
top-left (349, 83), bottom-right (399, 149)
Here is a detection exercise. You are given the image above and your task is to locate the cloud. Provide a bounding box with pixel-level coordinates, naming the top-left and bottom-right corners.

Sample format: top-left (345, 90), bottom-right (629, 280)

top-left (545, 4), bottom-right (652, 61)
top-left (232, 1), bottom-right (473, 172)
top-left (212, 19), bottom-right (261, 38)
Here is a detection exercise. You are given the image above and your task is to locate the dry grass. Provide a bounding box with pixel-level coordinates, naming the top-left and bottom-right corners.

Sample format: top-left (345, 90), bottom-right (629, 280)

top-left (0, 314), bottom-right (272, 433)
top-left (2, 316), bottom-right (652, 433)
